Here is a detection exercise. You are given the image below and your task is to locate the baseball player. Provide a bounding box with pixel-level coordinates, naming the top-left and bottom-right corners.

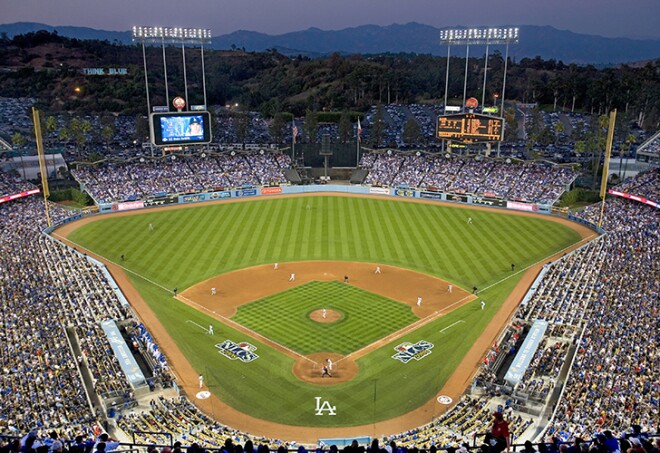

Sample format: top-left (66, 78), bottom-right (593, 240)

top-left (211, 287), bottom-right (216, 295)
top-left (417, 296), bottom-right (422, 307)
top-left (322, 308), bottom-right (327, 319)
top-left (375, 266), bottom-right (381, 274)
top-left (274, 262), bottom-right (278, 270)
top-left (326, 358), bottom-right (333, 371)
top-left (289, 273), bottom-right (295, 281)
top-left (208, 325), bottom-right (214, 335)
top-left (321, 365), bottom-right (332, 378)
top-left (199, 374), bottom-right (203, 388)
top-left (467, 217), bottom-right (473, 224)
top-left (448, 284), bottom-right (453, 293)
top-left (481, 300), bottom-right (486, 310)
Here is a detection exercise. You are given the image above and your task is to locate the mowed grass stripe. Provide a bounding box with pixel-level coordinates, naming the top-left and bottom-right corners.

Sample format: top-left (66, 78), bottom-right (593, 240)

top-left (233, 281), bottom-right (418, 355)
top-left (70, 196), bottom-right (583, 291)
top-left (68, 196), bottom-right (586, 427)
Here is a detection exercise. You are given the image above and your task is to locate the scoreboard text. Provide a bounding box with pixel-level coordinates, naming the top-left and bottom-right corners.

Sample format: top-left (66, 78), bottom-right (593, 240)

top-left (437, 113), bottom-right (503, 143)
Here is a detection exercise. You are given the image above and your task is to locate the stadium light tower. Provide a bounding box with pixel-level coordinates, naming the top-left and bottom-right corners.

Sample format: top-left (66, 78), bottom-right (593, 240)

top-left (440, 27), bottom-right (518, 156)
top-left (132, 26), bottom-right (212, 114)
top-left (440, 27), bottom-right (519, 111)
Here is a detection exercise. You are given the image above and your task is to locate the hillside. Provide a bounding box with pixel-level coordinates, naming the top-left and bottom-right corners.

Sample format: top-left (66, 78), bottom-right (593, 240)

top-left (1, 22), bottom-right (659, 65)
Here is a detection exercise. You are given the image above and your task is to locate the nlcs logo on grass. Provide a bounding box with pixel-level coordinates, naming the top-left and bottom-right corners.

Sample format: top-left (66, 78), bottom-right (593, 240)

top-left (391, 340), bottom-right (434, 363)
top-left (216, 340), bottom-right (259, 362)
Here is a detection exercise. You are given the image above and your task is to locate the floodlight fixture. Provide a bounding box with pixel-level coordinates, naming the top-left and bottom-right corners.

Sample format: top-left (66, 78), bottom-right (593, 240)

top-left (132, 26), bottom-right (212, 44)
top-left (440, 27), bottom-right (519, 45)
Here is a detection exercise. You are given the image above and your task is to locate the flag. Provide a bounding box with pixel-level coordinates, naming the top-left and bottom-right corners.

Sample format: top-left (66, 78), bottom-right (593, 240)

top-left (357, 118), bottom-right (362, 142)
top-left (292, 123), bottom-right (298, 144)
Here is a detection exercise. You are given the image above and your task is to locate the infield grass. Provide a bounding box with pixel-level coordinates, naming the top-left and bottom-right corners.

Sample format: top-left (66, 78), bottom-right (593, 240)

top-left (66, 195), bottom-right (584, 427)
top-left (232, 281), bottom-right (418, 355)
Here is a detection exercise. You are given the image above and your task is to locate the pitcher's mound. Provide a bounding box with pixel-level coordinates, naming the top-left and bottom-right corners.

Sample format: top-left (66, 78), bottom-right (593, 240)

top-left (310, 309), bottom-right (341, 323)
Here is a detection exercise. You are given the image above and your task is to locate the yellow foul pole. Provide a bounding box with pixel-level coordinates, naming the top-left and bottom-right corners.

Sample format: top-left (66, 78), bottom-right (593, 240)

top-left (598, 109), bottom-right (617, 229)
top-left (32, 107), bottom-right (51, 228)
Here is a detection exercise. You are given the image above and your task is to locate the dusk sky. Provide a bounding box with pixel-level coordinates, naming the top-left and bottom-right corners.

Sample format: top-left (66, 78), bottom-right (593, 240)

top-left (1, 0), bottom-right (659, 40)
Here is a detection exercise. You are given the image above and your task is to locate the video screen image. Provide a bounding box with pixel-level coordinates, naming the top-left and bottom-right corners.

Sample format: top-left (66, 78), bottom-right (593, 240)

top-left (159, 115), bottom-right (205, 142)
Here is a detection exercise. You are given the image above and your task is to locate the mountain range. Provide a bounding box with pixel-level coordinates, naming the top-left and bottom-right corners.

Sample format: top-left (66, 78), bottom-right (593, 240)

top-left (1, 21), bottom-right (659, 65)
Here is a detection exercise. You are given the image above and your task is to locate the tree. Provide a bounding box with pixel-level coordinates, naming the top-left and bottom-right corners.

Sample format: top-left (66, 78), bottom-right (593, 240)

top-left (589, 114), bottom-right (609, 189)
top-left (503, 108), bottom-right (518, 142)
top-left (403, 118), bottom-right (422, 146)
top-left (338, 111), bottom-right (352, 144)
top-left (371, 105), bottom-right (385, 148)
top-left (101, 126), bottom-right (115, 150)
top-left (45, 116), bottom-right (58, 143)
top-left (135, 115), bottom-right (149, 143)
top-left (269, 113), bottom-right (287, 145)
top-left (618, 133), bottom-right (636, 181)
top-left (68, 117), bottom-right (92, 159)
top-left (11, 132), bottom-right (27, 180)
top-left (554, 121), bottom-right (565, 145)
top-left (304, 109), bottom-right (318, 144)
top-left (11, 132), bottom-right (26, 148)
top-left (235, 113), bottom-right (250, 144)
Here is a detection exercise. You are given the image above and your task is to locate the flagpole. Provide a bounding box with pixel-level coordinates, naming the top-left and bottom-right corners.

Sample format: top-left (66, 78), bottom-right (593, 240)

top-left (291, 121), bottom-right (295, 161)
top-left (356, 118), bottom-right (362, 166)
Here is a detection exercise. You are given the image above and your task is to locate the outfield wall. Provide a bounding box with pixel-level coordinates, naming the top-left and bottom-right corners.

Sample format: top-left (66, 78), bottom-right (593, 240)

top-left (93, 184), bottom-right (557, 214)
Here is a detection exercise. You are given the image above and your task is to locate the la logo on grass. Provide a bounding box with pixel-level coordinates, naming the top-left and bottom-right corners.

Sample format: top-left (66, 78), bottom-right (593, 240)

top-left (314, 397), bottom-right (336, 415)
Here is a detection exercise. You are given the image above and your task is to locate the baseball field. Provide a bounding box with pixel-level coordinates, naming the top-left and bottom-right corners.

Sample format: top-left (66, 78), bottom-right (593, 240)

top-left (58, 194), bottom-right (594, 439)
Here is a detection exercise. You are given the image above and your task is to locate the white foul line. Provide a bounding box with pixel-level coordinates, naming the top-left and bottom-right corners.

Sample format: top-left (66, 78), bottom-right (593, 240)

top-left (439, 320), bottom-right (465, 333)
top-left (186, 320), bottom-right (210, 333)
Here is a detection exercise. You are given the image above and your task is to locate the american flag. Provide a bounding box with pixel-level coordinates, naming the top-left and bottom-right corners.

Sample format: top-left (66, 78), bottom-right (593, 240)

top-left (357, 118), bottom-right (363, 142)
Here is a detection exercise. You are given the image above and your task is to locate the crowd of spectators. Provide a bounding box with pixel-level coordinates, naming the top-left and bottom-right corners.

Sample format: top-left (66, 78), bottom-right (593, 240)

top-left (0, 170), bottom-right (36, 198)
top-left (0, 179), bottom-right (138, 435)
top-left (71, 151), bottom-right (291, 204)
top-left (473, 170), bottom-right (658, 442)
top-left (611, 168), bottom-right (659, 202)
top-left (360, 152), bottom-right (577, 204)
top-left (545, 195), bottom-right (658, 441)
top-left (1, 166), bottom-right (658, 450)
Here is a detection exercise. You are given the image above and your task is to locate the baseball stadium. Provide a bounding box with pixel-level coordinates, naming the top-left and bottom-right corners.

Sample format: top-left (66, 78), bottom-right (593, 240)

top-left (1, 147), bottom-right (658, 451)
top-left (0, 24), bottom-right (659, 453)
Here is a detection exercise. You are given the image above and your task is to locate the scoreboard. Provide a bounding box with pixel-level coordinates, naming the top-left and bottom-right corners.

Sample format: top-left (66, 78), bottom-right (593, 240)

top-left (437, 113), bottom-right (503, 143)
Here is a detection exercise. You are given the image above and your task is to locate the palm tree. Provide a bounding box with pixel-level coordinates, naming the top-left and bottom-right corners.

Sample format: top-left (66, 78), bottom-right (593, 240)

top-left (11, 132), bottom-right (27, 179)
top-left (619, 133), bottom-right (636, 181)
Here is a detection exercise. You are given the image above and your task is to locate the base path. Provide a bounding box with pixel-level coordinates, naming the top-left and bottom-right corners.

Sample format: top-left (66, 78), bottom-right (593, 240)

top-left (180, 261), bottom-right (475, 385)
top-left (54, 193), bottom-right (597, 443)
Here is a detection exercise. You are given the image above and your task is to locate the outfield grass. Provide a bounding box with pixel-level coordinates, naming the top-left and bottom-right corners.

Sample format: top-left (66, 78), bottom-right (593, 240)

top-left (66, 196), bottom-right (583, 427)
top-left (233, 281), bottom-right (419, 355)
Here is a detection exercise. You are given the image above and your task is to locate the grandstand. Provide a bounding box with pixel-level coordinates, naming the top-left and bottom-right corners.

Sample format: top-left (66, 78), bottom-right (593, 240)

top-left (0, 161), bottom-right (657, 451)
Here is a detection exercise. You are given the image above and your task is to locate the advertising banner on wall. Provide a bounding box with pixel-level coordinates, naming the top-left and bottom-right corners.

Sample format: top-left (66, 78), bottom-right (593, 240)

top-left (235, 188), bottom-right (258, 198)
top-left (472, 196), bottom-right (506, 208)
top-left (507, 201), bottom-right (540, 212)
top-left (261, 187), bottom-right (283, 195)
top-left (420, 191), bottom-right (443, 200)
top-left (394, 188), bottom-right (416, 198)
top-left (144, 195), bottom-right (178, 207)
top-left (446, 193), bottom-right (468, 203)
top-left (181, 194), bottom-right (206, 204)
top-left (369, 187), bottom-right (390, 195)
top-left (112, 201), bottom-right (145, 211)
